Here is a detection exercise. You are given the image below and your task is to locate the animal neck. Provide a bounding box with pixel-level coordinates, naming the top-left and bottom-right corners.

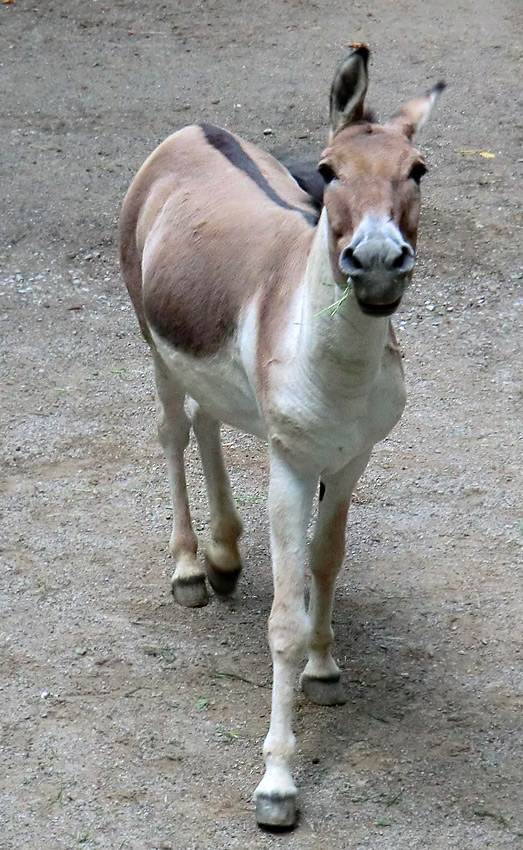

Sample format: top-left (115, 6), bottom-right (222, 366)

top-left (298, 209), bottom-right (390, 393)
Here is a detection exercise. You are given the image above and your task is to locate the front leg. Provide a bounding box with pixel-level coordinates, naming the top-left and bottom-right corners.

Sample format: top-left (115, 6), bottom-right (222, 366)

top-left (301, 452), bottom-right (371, 705)
top-left (254, 443), bottom-right (317, 829)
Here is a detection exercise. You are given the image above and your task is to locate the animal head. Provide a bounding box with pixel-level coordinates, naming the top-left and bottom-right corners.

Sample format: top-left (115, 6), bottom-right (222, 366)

top-left (320, 45), bottom-right (444, 315)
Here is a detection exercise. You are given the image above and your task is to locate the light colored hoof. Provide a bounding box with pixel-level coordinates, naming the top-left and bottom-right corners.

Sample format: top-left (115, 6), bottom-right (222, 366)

top-left (204, 542), bottom-right (242, 596)
top-left (300, 672), bottom-right (347, 706)
top-left (255, 792), bottom-right (297, 830)
top-left (171, 574), bottom-right (208, 608)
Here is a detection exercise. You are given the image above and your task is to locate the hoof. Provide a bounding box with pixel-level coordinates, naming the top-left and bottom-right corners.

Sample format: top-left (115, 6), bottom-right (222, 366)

top-left (255, 792), bottom-right (297, 830)
top-left (300, 672), bottom-right (347, 706)
top-left (205, 561), bottom-right (242, 596)
top-left (204, 542), bottom-right (242, 596)
top-left (171, 574), bottom-right (209, 608)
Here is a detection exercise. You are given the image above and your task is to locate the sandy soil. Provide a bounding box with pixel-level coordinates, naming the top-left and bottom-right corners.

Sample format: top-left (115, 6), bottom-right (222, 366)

top-left (1, 1), bottom-right (522, 847)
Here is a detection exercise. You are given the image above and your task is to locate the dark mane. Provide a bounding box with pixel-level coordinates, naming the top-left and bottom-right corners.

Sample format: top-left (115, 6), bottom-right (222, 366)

top-left (286, 164), bottom-right (325, 213)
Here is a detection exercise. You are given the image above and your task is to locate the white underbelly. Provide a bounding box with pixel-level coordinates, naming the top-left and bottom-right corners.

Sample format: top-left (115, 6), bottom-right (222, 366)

top-left (151, 331), bottom-right (267, 438)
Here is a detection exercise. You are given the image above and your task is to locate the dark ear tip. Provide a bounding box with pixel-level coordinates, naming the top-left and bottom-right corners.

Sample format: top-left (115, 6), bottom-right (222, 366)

top-left (347, 42), bottom-right (370, 65)
top-left (433, 80), bottom-right (447, 95)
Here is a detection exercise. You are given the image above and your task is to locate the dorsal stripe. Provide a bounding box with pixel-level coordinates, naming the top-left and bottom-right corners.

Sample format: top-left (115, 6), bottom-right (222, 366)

top-left (199, 123), bottom-right (319, 227)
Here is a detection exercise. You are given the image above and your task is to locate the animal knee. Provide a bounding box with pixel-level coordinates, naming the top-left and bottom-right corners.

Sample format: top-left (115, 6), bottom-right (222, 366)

top-left (268, 610), bottom-right (309, 662)
top-left (311, 502), bottom-right (350, 569)
top-left (158, 409), bottom-right (191, 450)
top-left (310, 533), bottom-right (347, 576)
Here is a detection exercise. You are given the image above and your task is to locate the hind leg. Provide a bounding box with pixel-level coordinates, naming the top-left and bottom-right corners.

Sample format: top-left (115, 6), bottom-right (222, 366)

top-left (154, 357), bottom-right (208, 608)
top-left (189, 400), bottom-right (243, 595)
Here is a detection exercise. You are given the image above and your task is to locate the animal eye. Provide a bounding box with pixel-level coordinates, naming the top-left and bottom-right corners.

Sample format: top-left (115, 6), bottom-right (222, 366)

top-left (318, 162), bottom-right (337, 184)
top-left (408, 162), bottom-right (427, 183)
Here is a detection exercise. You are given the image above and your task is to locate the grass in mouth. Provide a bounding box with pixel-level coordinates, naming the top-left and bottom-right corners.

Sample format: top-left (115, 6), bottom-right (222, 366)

top-left (315, 285), bottom-right (351, 317)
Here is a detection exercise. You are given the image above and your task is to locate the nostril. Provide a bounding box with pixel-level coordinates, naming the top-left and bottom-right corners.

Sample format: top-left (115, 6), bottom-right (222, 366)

top-left (392, 247), bottom-right (408, 269)
top-left (345, 248), bottom-right (362, 269)
top-left (392, 245), bottom-right (414, 271)
top-left (339, 246), bottom-right (365, 276)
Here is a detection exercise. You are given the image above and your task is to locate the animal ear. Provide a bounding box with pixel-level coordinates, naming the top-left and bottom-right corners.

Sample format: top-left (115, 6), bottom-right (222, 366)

top-left (329, 44), bottom-right (370, 135)
top-left (386, 81), bottom-right (446, 139)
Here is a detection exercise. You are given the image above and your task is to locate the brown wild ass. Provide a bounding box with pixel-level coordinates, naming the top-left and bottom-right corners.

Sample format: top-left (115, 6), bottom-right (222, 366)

top-left (119, 45), bottom-right (444, 828)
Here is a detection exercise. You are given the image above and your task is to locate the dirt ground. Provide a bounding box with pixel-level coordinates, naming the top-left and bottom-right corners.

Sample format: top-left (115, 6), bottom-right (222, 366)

top-left (1, 1), bottom-right (522, 847)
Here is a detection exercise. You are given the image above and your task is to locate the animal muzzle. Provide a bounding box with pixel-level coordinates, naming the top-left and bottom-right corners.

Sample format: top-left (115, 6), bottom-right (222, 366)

top-left (338, 215), bottom-right (415, 316)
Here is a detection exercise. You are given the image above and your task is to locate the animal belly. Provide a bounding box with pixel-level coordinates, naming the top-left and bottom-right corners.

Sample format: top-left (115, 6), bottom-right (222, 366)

top-left (151, 332), bottom-right (267, 437)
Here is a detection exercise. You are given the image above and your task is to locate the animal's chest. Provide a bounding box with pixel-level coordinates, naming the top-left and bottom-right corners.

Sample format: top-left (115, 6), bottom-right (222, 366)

top-left (267, 347), bottom-right (406, 473)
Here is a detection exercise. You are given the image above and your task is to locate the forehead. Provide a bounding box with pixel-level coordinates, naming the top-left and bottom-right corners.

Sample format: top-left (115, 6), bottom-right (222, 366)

top-left (328, 124), bottom-right (416, 172)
